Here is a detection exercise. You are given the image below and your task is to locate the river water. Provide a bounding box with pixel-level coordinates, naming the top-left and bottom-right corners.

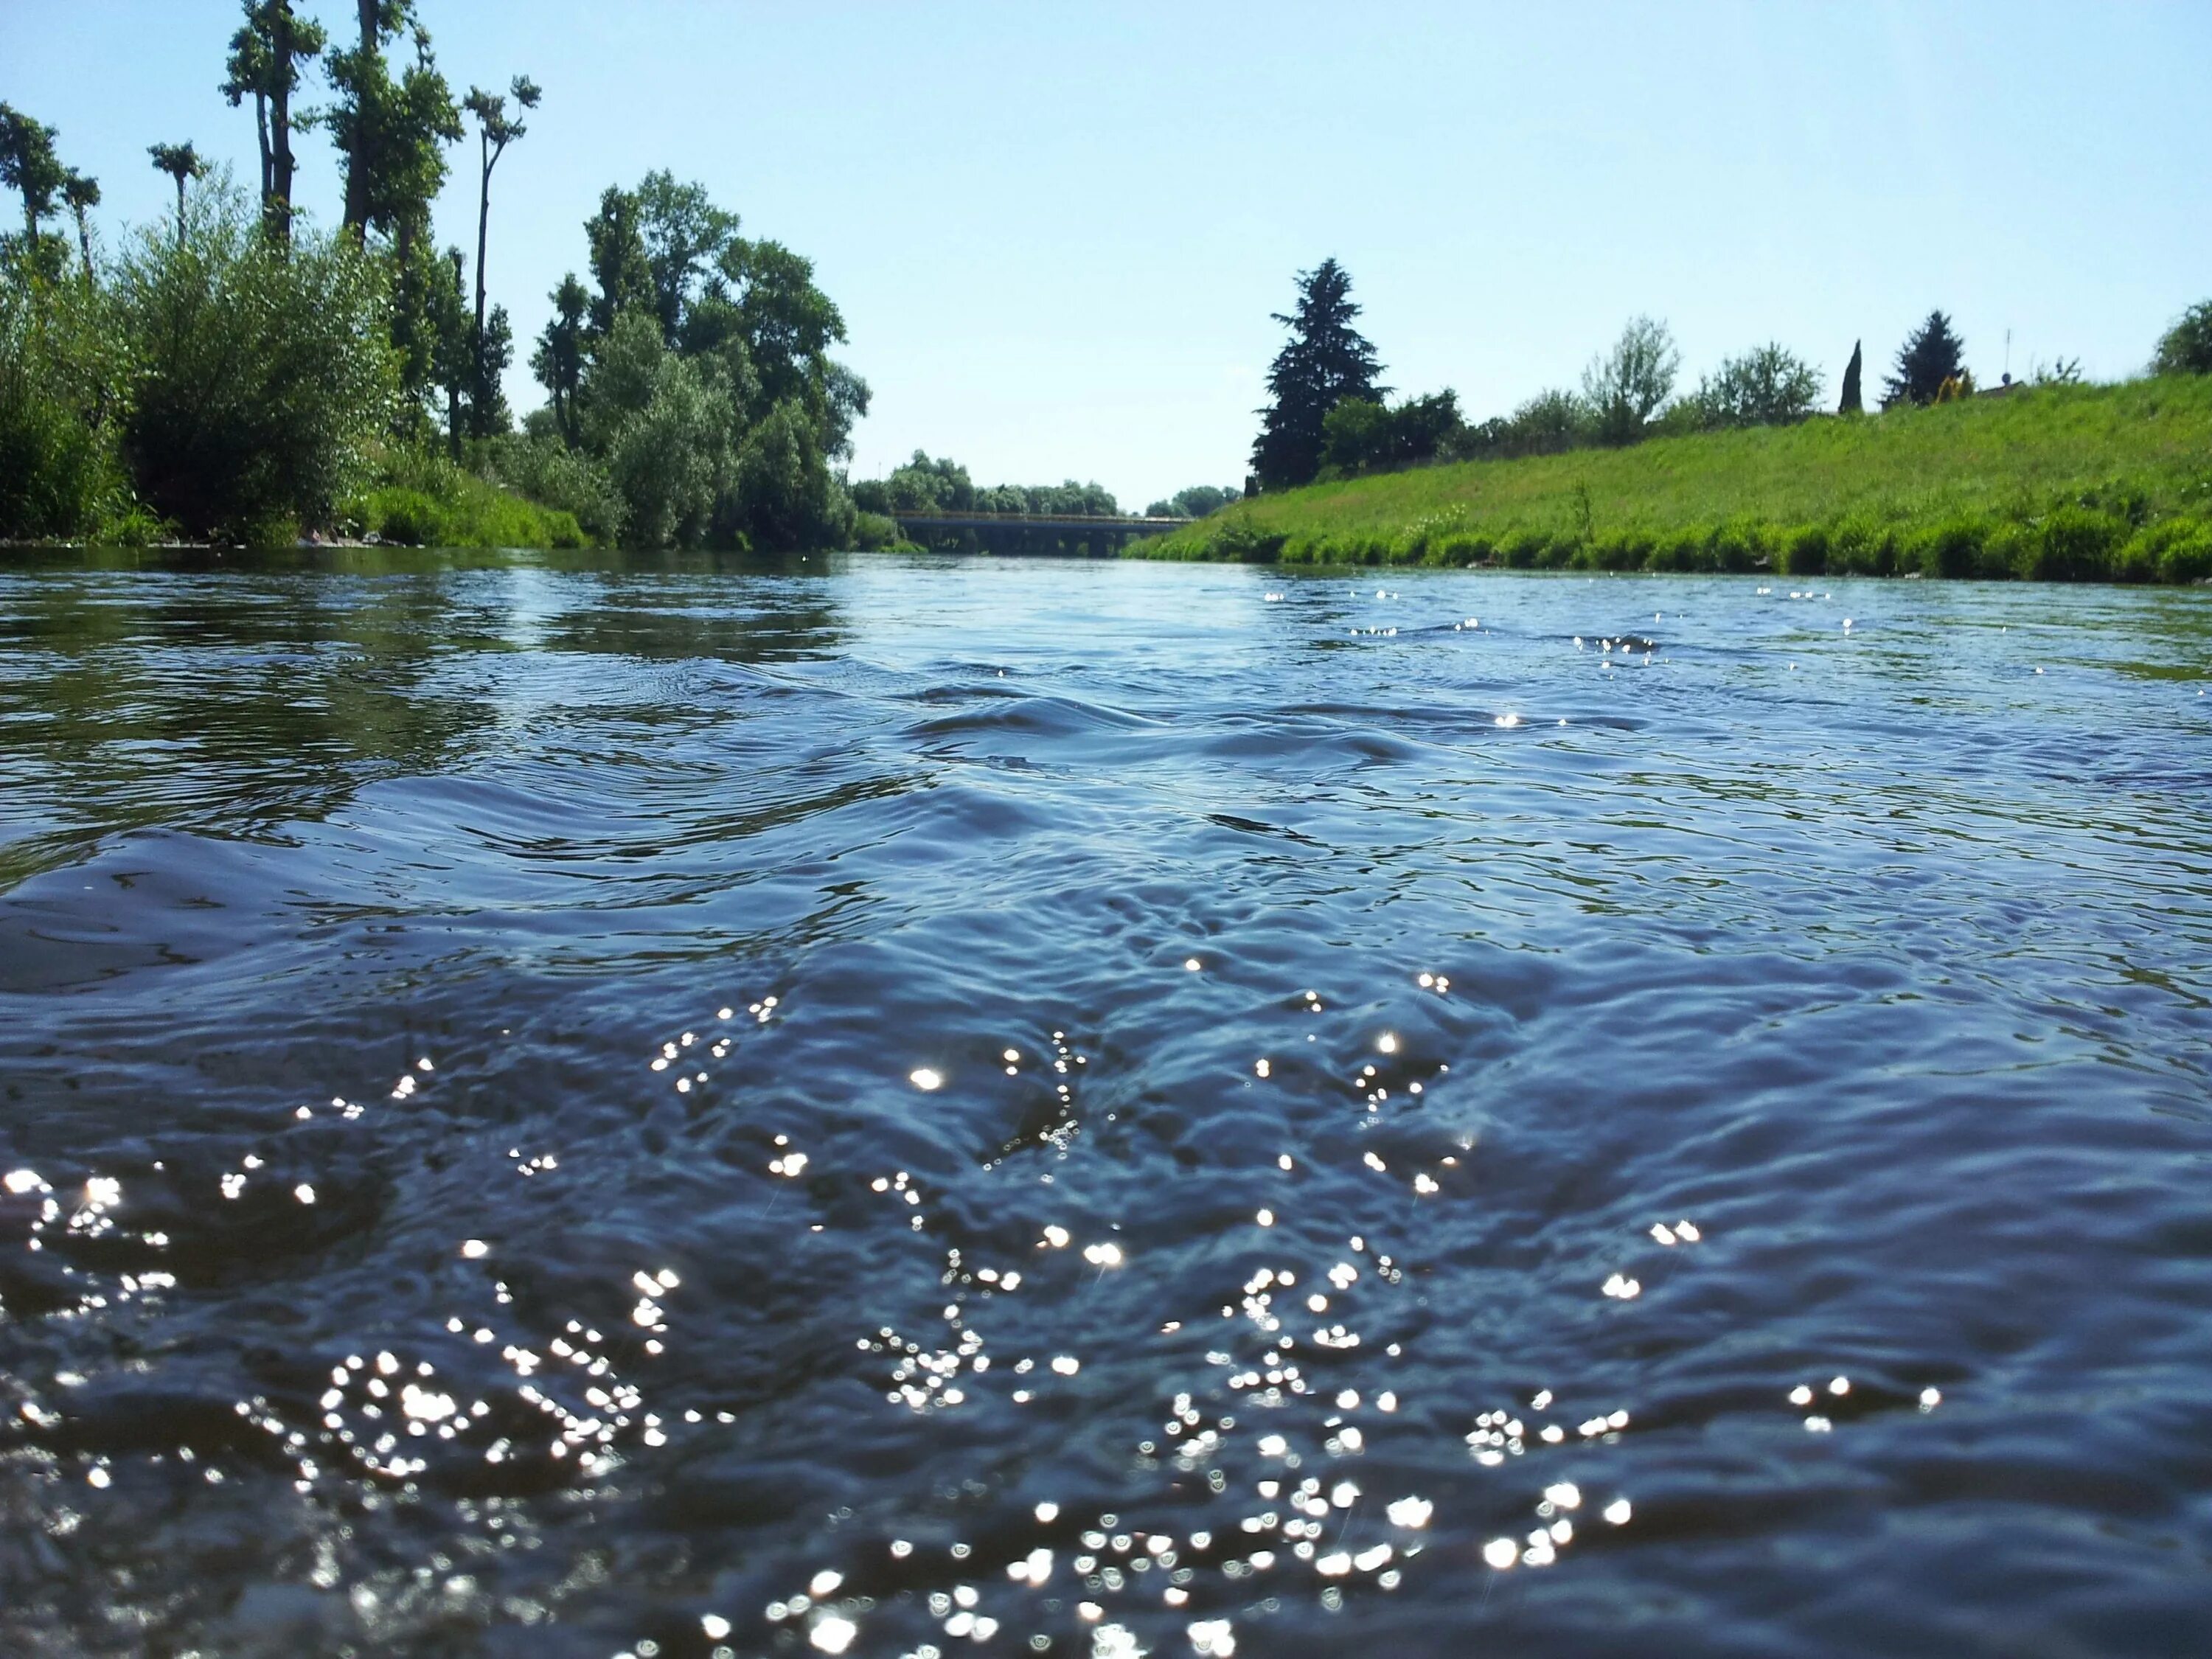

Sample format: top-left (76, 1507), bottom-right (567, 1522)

top-left (1, 550), bottom-right (2208, 1658)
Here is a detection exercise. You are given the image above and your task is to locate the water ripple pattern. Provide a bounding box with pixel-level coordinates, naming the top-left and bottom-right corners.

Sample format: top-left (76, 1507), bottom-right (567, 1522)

top-left (1, 551), bottom-right (2209, 1658)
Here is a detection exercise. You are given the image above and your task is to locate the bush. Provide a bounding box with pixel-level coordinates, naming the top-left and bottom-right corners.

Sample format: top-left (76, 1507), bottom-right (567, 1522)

top-left (2152, 301), bottom-right (2212, 377)
top-left (852, 510), bottom-right (903, 550)
top-left (112, 185), bottom-right (396, 541)
top-left (0, 254), bottom-right (141, 541)
top-left (1910, 517), bottom-right (1986, 579)
top-left (1781, 524), bottom-right (1829, 575)
top-left (2022, 505), bottom-right (2126, 581)
top-left (2159, 525), bottom-right (2212, 583)
top-left (479, 431), bottom-right (624, 545)
top-left (358, 447), bottom-right (586, 549)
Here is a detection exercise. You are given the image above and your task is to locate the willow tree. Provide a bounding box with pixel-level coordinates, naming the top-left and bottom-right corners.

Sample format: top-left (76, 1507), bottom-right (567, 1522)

top-left (462, 74), bottom-right (540, 436)
top-left (147, 143), bottom-right (209, 248)
top-left (220, 0), bottom-right (325, 245)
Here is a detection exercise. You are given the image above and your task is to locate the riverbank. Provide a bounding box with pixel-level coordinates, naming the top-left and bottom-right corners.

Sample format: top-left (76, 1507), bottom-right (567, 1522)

top-left (1131, 378), bottom-right (2212, 582)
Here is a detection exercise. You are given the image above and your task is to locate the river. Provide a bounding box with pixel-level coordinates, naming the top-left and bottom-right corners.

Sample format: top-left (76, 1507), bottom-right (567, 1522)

top-left (2, 549), bottom-right (2208, 1657)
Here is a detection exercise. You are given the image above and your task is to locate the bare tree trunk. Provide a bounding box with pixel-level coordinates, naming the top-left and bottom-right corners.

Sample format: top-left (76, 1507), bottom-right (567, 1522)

top-left (473, 134), bottom-right (493, 428)
top-left (174, 178), bottom-right (187, 249)
top-left (254, 90), bottom-right (272, 207)
top-left (268, 8), bottom-right (295, 246)
top-left (74, 207), bottom-right (92, 277)
top-left (341, 0), bottom-right (377, 242)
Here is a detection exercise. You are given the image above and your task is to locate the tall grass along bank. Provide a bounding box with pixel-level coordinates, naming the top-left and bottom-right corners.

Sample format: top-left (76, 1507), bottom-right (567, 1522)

top-left (1135, 378), bottom-right (2212, 582)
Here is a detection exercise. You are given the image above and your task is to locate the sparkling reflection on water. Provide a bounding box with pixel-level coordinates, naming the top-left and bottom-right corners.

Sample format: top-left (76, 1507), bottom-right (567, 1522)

top-left (1, 549), bottom-right (2210, 1658)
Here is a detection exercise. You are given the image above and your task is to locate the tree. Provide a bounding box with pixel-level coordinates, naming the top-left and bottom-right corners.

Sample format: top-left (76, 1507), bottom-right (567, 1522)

top-left (1687, 344), bottom-right (1823, 428)
top-left (1320, 389), bottom-right (1466, 476)
top-left (147, 144), bottom-right (210, 248)
top-left (219, 1), bottom-right (325, 245)
top-left (582, 187), bottom-right (655, 340)
top-left (532, 273), bottom-right (588, 443)
top-left (113, 181), bottom-right (396, 540)
top-left (1582, 316), bottom-right (1679, 444)
top-left (324, 2), bottom-right (459, 257)
top-left (1143, 484), bottom-right (1240, 518)
top-left (0, 102), bottom-right (64, 248)
top-left (633, 171), bottom-right (741, 346)
top-left (62, 173), bottom-right (99, 276)
top-left (1839, 339), bottom-right (1863, 414)
top-left (1251, 258), bottom-right (1385, 490)
top-left (2152, 301), bottom-right (2212, 377)
top-left (1882, 310), bottom-right (1965, 408)
top-left (462, 74), bottom-right (540, 437)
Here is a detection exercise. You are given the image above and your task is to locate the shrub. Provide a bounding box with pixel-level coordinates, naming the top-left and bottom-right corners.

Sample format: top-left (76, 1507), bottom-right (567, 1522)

top-left (852, 510), bottom-right (902, 550)
top-left (1907, 516), bottom-right (1985, 579)
top-left (1781, 524), bottom-right (1829, 575)
top-left (112, 185), bottom-right (395, 541)
top-left (1979, 521), bottom-right (2032, 580)
top-left (0, 255), bottom-right (136, 540)
top-left (1709, 519), bottom-right (1768, 572)
top-left (1500, 526), bottom-right (1546, 568)
top-left (2159, 525), bottom-right (2212, 583)
top-left (2152, 301), bottom-right (2212, 376)
top-left (2022, 505), bottom-right (2126, 581)
top-left (479, 432), bottom-right (624, 545)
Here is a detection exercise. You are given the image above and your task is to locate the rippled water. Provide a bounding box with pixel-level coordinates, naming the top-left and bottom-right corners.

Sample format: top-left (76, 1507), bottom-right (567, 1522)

top-left (2, 549), bottom-right (2210, 1658)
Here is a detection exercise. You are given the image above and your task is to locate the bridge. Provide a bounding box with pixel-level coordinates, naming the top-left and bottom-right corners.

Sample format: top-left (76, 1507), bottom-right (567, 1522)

top-left (891, 512), bottom-right (1192, 555)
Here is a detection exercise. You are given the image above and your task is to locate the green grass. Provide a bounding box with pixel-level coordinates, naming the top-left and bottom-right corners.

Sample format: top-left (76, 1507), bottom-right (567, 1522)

top-left (352, 447), bottom-right (589, 550)
top-left (1134, 378), bottom-right (2212, 582)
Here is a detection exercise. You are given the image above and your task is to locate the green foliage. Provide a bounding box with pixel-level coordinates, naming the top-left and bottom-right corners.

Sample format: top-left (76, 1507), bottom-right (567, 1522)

top-left (476, 431), bottom-right (623, 545)
top-left (1320, 390), bottom-right (1464, 477)
top-left (112, 185), bottom-right (397, 541)
top-left (0, 258), bottom-right (133, 540)
top-left (1, 102), bottom-right (66, 246)
top-left (1252, 257), bottom-right (1385, 490)
top-left (851, 451), bottom-right (1119, 521)
top-left (1839, 341), bottom-right (1863, 415)
top-left (356, 445), bottom-right (583, 549)
top-left (1135, 378), bottom-right (2212, 585)
top-left (1144, 484), bottom-right (1242, 518)
top-left (1682, 344), bottom-right (1824, 430)
top-left (2152, 301), bottom-right (2212, 377)
top-left (1582, 316), bottom-right (1680, 444)
top-left (1883, 310), bottom-right (1966, 408)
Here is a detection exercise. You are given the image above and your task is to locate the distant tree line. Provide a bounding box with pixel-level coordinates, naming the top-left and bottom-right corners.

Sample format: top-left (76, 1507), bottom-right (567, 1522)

top-left (851, 451), bottom-right (1118, 520)
top-left (0, 1), bottom-right (871, 550)
top-left (1245, 261), bottom-right (2185, 494)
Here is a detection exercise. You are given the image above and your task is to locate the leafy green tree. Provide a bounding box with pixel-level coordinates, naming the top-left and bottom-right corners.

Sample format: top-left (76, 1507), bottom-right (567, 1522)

top-left (2152, 302), bottom-right (2212, 376)
top-left (532, 273), bottom-right (588, 443)
top-left (462, 74), bottom-right (540, 434)
top-left (1882, 310), bottom-right (1965, 408)
top-left (730, 397), bottom-right (851, 549)
top-left (1144, 484), bottom-right (1240, 518)
top-left (1582, 316), bottom-right (1679, 444)
top-left (1684, 344), bottom-right (1823, 428)
top-left (1503, 388), bottom-right (1592, 456)
top-left (219, 1), bottom-right (325, 245)
top-left (633, 172), bottom-right (741, 345)
top-left (1839, 340), bottom-right (1863, 414)
top-left (1, 103), bottom-right (63, 246)
top-left (583, 187), bottom-right (655, 340)
top-left (328, 3), bottom-right (457, 252)
top-left (112, 182), bottom-right (395, 540)
top-left (62, 172), bottom-right (99, 277)
top-left (1252, 257), bottom-right (1385, 490)
top-left (147, 144), bottom-right (210, 248)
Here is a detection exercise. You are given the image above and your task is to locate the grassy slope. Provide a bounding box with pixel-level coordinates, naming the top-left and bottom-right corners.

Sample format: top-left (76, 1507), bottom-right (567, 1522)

top-left (1137, 378), bottom-right (2212, 581)
top-left (354, 448), bottom-right (588, 550)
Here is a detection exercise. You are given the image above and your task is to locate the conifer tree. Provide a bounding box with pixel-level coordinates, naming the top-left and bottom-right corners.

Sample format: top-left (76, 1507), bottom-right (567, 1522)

top-left (1251, 258), bottom-right (1385, 490)
top-left (1839, 339), bottom-right (1863, 414)
top-left (1882, 311), bottom-right (1965, 408)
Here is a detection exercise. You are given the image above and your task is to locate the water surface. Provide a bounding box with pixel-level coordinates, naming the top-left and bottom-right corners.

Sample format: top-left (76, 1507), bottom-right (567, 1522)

top-left (2, 551), bottom-right (2209, 1658)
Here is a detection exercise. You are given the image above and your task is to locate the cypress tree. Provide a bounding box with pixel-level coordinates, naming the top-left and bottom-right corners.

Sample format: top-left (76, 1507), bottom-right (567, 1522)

top-left (1251, 258), bottom-right (1385, 491)
top-left (1839, 339), bottom-right (1863, 414)
top-left (1882, 311), bottom-right (1965, 408)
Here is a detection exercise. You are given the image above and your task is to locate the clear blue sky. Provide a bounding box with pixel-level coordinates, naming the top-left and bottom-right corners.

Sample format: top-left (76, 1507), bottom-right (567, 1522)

top-left (7, 1), bottom-right (2209, 508)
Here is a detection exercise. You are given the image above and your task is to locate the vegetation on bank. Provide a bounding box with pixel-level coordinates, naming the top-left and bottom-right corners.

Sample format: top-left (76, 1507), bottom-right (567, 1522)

top-left (1134, 375), bottom-right (2212, 582)
top-left (1, 4), bottom-right (872, 552)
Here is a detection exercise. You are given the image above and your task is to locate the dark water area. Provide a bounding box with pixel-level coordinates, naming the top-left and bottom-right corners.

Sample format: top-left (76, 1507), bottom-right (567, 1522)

top-left (2, 549), bottom-right (2210, 1658)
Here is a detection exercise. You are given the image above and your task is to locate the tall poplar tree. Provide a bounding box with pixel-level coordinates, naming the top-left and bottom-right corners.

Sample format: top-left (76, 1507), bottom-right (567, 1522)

top-left (462, 75), bottom-right (540, 437)
top-left (1251, 258), bottom-right (1385, 491)
top-left (1838, 340), bottom-right (1863, 414)
top-left (63, 172), bottom-right (99, 277)
top-left (220, 0), bottom-right (325, 245)
top-left (0, 102), bottom-right (64, 249)
top-left (147, 143), bottom-right (209, 248)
